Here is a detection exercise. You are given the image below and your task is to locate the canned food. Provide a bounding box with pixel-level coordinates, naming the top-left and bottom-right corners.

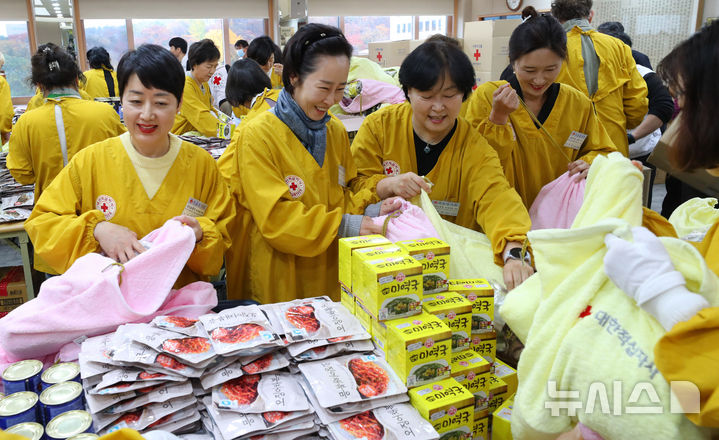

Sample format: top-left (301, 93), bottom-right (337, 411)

top-left (2, 360), bottom-right (43, 394)
top-left (40, 382), bottom-right (84, 424)
top-left (46, 410), bottom-right (94, 440)
top-left (68, 434), bottom-right (99, 440)
top-left (41, 363), bottom-right (81, 389)
top-left (5, 422), bottom-right (44, 440)
top-left (0, 391), bottom-right (39, 429)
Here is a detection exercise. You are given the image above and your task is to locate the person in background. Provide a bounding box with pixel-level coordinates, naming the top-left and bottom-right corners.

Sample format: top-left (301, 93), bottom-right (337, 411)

top-left (0, 52), bottom-right (12, 144)
top-left (247, 36), bottom-right (283, 89)
top-left (597, 25), bottom-right (674, 204)
top-left (208, 64), bottom-right (230, 114)
top-left (8, 43), bottom-right (126, 274)
top-left (234, 39), bottom-right (248, 59)
top-left (596, 21), bottom-right (652, 69)
top-left (464, 7), bottom-right (616, 208)
top-left (350, 39), bottom-right (534, 290)
top-left (171, 39), bottom-right (221, 137)
top-left (25, 44), bottom-right (233, 287)
top-left (82, 47), bottom-right (119, 99)
top-left (604, 20), bottom-right (719, 428)
top-left (551, 0), bottom-right (648, 157)
top-left (222, 58), bottom-right (275, 119)
top-left (168, 36), bottom-right (188, 69)
top-left (225, 24), bottom-right (397, 302)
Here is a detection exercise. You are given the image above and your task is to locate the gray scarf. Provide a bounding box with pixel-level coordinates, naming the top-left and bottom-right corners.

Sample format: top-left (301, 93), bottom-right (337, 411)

top-left (272, 88), bottom-right (330, 167)
top-left (562, 18), bottom-right (600, 96)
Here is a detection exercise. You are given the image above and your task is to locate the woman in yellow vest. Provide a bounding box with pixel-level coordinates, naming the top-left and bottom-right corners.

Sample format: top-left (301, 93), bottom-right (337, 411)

top-left (350, 39), bottom-right (534, 290)
top-left (224, 58), bottom-right (278, 120)
top-left (0, 74), bottom-right (11, 144)
top-left (247, 36), bottom-right (283, 89)
top-left (224, 24), bottom-right (397, 303)
top-left (8, 44), bottom-right (125, 273)
top-left (82, 47), bottom-right (119, 99)
top-left (604, 21), bottom-right (719, 428)
top-left (25, 44), bottom-right (233, 287)
top-left (464, 7), bottom-right (616, 208)
top-left (171, 39), bottom-right (222, 137)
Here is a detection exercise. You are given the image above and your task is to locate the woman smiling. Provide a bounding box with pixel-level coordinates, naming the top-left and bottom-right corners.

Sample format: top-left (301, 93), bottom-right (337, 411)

top-left (349, 39), bottom-right (533, 290)
top-left (25, 44), bottom-right (233, 288)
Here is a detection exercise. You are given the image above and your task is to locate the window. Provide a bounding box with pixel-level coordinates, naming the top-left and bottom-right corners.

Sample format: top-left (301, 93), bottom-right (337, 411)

top-left (418, 15), bottom-right (447, 39)
top-left (308, 16), bottom-right (339, 28)
top-left (132, 18), bottom-right (224, 65)
top-left (0, 21), bottom-right (32, 97)
top-left (84, 19), bottom-right (128, 72)
top-left (228, 18), bottom-right (265, 62)
top-left (344, 16), bottom-right (390, 53)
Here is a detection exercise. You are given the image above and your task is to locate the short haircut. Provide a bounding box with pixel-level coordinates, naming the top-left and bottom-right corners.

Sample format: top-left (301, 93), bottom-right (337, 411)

top-left (117, 44), bottom-right (185, 104)
top-left (596, 25), bottom-right (632, 47)
top-left (187, 39), bottom-right (221, 71)
top-left (596, 21), bottom-right (624, 34)
top-left (31, 42), bottom-right (83, 90)
top-left (509, 6), bottom-right (567, 63)
top-left (282, 24), bottom-right (353, 95)
top-left (273, 42), bottom-right (283, 65)
top-left (225, 59), bottom-right (272, 107)
top-left (425, 34), bottom-right (462, 47)
top-left (657, 20), bottom-right (719, 171)
top-left (234, 39), bottom-right (248, 49)
top-left (247, 36), bottom-right (276, 66)
top-left (399, 40), bottom-right (475, 102)
top-left (550, 0), bottom-right (593, 22)
top-left (168, 37), bottom-right (188, 54)
top-left (87, 46), bottom-right (113, 70)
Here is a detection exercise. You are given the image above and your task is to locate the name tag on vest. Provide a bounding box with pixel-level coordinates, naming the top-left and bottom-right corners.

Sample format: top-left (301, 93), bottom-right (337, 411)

top-left (432, 200), bottom-right (460, 217)
top-left (183, 197), bottom-right (208, 217)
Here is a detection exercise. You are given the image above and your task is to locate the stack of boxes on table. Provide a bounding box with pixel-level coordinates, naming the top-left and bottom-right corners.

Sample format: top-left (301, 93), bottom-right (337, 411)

top-left (367, 19), bottom-right (521, 84)
top-left (0, 360), bottom-right (96, 440)
top-left (339, 235), bottom-right (519, 439)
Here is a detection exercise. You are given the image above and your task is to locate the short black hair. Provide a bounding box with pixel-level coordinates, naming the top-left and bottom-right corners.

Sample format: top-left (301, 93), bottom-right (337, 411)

top-left (509, 6), bottom-right (567, 63)
top-left (168, 37), bottom-right (188, 54)
top-left (273, 42), bottom-right (283, 65)
top-left (187, 39), bottom-right (221, 71)
top-left (234, 39), bottom-right (248, 49)
top-left (597, 24), bottom-right (633, 47)
top-left (225, 59), bottom-right (272, 107)
top-left (117, 44), bottom-right (184, 104)
top-left (399, 40), bottom-right (475, 102)
top-left (87, 46), bottom-right (113, 70)
top-left (247, 36), bottom-right (276, 66)
top-left (550, 0), bottom-right (593, 22)
top-left (597, 21), bottom-right (624, 34)
top-left (426, 34), bottom-right (462, 47)
top-left (31, 42), bottom-right (83, 89)
top-left (282, 23), bottom-right (353, 95)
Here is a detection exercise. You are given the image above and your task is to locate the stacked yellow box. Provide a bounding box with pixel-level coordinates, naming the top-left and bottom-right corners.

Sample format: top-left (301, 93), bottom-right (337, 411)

top-left (409, 377), bottom-right (475, 438)
top-left (471, 330), bottom-right (497, 367)
top-left (494, 358), bottom-right (518, 397)
top-left (488, 374), bottom-right (509, 413)
top-left (396, 238), bottom-right (451, 294)
top-left (450, 350), bottom-right (492, 413)
top-left (423, 292), bottom-right (472, 353)
top-left (338, 235), bottom-right (392, 316)
top-left (385, 312), bottom-right (452, 388)
top-left (448, 278), bottom-right (494, 335)
top-left (472, 413), bottom-right (490, 440)
top-left (492, 396), bottom-right (514, 440)
top-left (351, 244), bottom-right (407, 305)
top-left (359, 255), bottom-right (423, 323)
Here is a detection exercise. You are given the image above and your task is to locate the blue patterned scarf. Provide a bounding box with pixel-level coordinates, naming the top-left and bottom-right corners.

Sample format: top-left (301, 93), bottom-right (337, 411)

top-left (272, 88), bottom-right (330, 167)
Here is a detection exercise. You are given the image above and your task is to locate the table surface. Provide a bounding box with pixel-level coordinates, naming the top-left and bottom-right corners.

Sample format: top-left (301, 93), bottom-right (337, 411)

top-left (0, 221), bottom-right (26, 235)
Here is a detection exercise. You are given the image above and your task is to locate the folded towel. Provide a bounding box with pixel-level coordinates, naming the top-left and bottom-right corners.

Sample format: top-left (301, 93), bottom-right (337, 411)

top-left (529, 172), bottom-right (586, 230)
top-left (668, 197), bottom-right (719, 241)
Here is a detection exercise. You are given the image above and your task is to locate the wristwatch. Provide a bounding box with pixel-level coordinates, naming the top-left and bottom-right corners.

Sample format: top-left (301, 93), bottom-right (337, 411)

top-left (627, 133), bottom-right (636, 145)
top-left (504, 247), bottom-right (532, 264)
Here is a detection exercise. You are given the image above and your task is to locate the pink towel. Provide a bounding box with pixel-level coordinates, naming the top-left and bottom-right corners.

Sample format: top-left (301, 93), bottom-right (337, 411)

top-left (371, 199), bottom-right (439, 242)
top-left (339, 79), bottom-right (406, 114)
top-left (0, 219), bottom-right (217, 367)
top-left (529, 172), bottom-right (586, 230)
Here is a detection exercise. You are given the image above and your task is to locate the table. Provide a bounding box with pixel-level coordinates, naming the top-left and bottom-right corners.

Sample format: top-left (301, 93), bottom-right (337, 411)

top-left (0, 221), bottom-right (35, 300)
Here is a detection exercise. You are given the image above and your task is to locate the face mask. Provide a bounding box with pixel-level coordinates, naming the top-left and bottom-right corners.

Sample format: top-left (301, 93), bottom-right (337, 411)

top-left (236, 49), bottom-right (244, 57)
top-left (267, 66), bottom-right (273, 78)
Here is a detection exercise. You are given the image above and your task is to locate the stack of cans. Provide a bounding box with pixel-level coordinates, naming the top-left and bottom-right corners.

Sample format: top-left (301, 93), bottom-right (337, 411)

top-left (1, 360), bottom-right (95, 439)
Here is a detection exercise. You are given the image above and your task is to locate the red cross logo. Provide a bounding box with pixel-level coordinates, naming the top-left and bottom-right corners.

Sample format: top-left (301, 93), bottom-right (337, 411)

top-left (289, 182), bottom-right (297, 191)
top-left (284, 175), bottom-right (305, 198)
top-left (474, 49), bottom-right (481, 60)
top-left (95, 195), bottom-right (116, 220)
top-left (579, 305), bottom-right (592, 318)
top-left (101, 203), bottom-right (109, 212)
top-left (382, 160), bottom-right (400, 176)
top-left (386, 166), bottom-right (393, 174)
top-left (212, 75), bottom-right (221, 86)
top-left (376, 52), bottom-right (382, 62)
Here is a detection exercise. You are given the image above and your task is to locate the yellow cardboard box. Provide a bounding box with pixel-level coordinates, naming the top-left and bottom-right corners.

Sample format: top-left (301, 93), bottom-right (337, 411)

top-left (351, 245), bottom-right (406, 303)
top-left (396, 238), bottom-right (450, 294)
top-left (0, 267), bottom-right (27, 318)
top-left (451, 350), bottom-right (492, 412)
top-left (471, 330), bottom-right (497, 367)
top-left (367, 40), bottom-right (411, 67)
top-left (338, 235), bottom-right (391, 292)
top-left (354, 299), bottom-right (374, 336)
top-left (408, 377), bottom-right (475, 436)
top-left (386, 312), bottom-right (452, 388)
top-left (472, 414), bottom-right (490, 440)
top-left (488, 374), bottom-right (509, 413)
top-left (360, 255), bottom-right (423, 321)
top-left (494, 358), bottom-right (518, 397)
top-left (423, 292), bottom-right (472, 353)
top-left (448, 278), bottom-right (494, 334)
top-left (492, 395), bottom-right (514, 440)
top-left (340, 285), bottom-right (355, 315)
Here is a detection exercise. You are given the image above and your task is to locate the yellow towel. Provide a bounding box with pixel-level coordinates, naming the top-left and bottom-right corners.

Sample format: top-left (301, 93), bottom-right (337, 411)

top-left (502, 153), bottom-right (717, 439)
top-left (668, 197), bottom-right (719, 241)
